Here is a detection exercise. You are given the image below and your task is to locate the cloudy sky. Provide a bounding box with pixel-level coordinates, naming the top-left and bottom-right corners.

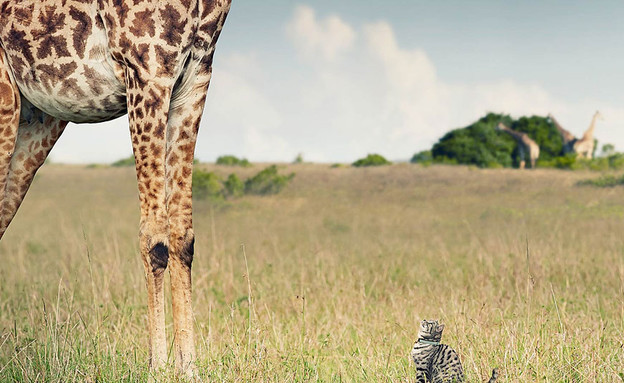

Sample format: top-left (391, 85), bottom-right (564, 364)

top-left (51, 0), bottom-right (624, 163)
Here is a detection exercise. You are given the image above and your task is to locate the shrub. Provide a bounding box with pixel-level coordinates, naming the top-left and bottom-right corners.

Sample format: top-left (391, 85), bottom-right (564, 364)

top-left (111, 155), bottom-right (135, 167)
top-left (578, 174), bottom-right (624, 187)
top-left (410, 150), bottom-right (432, 164)
top-left (352, 154), bottom-right (391, 167)
top-left (293, 153), bottom-right (304, 164)
top-left (224, 173), bottom-right (244, 198)
top-left (551, 154), bottom-right (577, 169)
top-left (608, 153), bottom-right (624, 170)
top-left (216, 155), bottom-right (251, 167)
top-left (192, 169), bottom-right (223, 201)
top-left (548, 153), bottom-right (624, 171)
top-left (244, 165), bottom-right (295, 195)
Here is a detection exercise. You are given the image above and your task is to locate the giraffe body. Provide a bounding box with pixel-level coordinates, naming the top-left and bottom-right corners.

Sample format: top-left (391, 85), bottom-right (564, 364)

top-left (497, 122), bottom-right (540, 169)
top-left (0, 0), bottom-right (232, 376)
top-left (547, 113), bottom-right (576, 155)
top-left (0, 1), bottom-right (125, 123)
top-left (573, 111), bottom-right (603, 159)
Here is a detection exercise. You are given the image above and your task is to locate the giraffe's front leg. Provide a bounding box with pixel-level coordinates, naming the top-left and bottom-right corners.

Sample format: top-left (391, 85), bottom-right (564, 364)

top-left (127, 81), bottom-right (173, 372)
top-left (165, 75), bottom-right (213, 377)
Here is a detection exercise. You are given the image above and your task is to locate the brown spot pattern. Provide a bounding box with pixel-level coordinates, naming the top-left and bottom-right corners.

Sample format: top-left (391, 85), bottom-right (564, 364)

top-left (69, 6), bottom-right (92, 59)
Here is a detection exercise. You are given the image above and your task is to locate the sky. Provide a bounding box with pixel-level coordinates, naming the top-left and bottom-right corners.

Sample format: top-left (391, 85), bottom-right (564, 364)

top-left (50, 1), bottom-right (624, 163)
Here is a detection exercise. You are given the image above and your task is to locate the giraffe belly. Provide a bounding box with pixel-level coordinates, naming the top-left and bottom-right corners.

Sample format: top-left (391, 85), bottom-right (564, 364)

top-left (15, 60), bottom-right (128, 124)
top-left (0, 0), bottom-right (128, 123)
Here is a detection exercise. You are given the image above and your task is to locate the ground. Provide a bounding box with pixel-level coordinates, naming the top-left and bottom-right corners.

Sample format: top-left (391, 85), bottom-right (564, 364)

top-left (0, 163), bottom-right (622, 382)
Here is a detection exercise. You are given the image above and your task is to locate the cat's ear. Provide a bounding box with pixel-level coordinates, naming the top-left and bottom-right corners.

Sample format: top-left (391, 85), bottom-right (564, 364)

top-left (437, 323), bottom-right (445, 332)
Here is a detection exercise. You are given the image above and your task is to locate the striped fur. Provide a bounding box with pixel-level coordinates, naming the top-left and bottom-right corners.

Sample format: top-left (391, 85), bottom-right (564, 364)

top-left (411, 320), bottom-right (498, 383)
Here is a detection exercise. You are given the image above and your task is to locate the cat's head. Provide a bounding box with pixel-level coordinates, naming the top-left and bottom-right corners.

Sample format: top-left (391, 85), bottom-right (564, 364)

top-left (418, 319), bottom-right (445, 341)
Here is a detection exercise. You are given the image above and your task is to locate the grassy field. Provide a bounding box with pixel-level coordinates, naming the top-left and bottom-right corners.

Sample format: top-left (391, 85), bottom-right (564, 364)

top-left (0, 163), bottom-right (623, 382)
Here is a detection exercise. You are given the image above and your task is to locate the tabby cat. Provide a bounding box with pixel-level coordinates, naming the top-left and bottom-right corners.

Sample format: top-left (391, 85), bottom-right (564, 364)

top-left (411, 320), bottom-right (498, 383)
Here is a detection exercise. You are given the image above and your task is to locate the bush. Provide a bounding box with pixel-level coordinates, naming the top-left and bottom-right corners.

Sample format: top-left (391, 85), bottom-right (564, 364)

top-left (245, 165), bottom-right (295, 195)
top-left (192, 169), bottom-right (223, 201)
top-left (193, 166), bottom-right (294, 200)
top-left (216, 155), bottom-right (251, 167)
top-left (352, 154), bottom-right (391, 167)
top-left (224, 173), bottom-right (244, 198)
top-left (111, 155), bottom-right (135, 167)
top-left (578, 174), bottom-right (624, 187)
top-left (544, 152), bottom-right (624, 171)
top-left (410, 150), bottom-right (432, 164)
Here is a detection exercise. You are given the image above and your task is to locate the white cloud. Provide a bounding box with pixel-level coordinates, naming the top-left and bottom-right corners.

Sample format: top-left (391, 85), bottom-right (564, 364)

top-left (286, 5), bottom-right (356, 62)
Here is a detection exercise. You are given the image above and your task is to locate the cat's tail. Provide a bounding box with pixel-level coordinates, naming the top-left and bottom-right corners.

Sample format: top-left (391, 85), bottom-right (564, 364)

top-left (486, 368), bottom-right (499, 383)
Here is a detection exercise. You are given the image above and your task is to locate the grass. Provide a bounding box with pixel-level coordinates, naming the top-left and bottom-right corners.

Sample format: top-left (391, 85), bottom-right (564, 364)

top-left (0, 164), bottom-right (623, 382)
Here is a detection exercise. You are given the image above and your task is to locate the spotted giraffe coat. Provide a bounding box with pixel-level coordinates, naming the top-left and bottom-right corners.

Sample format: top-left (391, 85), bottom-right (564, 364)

top-left (0, 0), bottom-right (231, 375)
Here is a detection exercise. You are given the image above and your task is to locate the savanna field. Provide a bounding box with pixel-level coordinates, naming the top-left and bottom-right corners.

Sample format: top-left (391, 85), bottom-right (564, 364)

top-left (0, 163), bottom-right (623, 382)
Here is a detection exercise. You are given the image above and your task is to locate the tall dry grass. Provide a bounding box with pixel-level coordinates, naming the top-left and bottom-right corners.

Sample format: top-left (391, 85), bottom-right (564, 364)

top-left (0, 164), bottom-right (622, 382)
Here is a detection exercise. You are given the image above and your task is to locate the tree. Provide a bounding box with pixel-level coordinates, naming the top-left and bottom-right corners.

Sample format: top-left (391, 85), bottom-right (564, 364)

top-left (431, 113), bottom-right (516, 168)
top-left (428, 113), bottom-right (564, 168)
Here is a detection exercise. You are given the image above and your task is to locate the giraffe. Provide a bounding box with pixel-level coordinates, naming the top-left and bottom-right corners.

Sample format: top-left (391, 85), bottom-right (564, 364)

top-left (496, 122), bottom-right (540, 169)
top-left (0, 0), bottom-right (231, 376)
top-left (547, 113), bottom-right (577, 155)
top-left (573, 111), bottom-right (603, 159)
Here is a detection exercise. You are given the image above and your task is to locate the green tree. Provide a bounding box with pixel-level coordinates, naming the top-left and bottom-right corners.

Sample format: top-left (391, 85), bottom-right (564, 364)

top-left (431, 113), bottom-right (516, 168)
top-left (601, 143), bottom-right (615, 157)
top-left (429, 113), bottom-right (565, 168)
top-left (512, 116), bottom-right (562, 161)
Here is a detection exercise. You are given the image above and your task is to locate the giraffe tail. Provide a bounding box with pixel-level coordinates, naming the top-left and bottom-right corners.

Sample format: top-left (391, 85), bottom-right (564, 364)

top-left (486, 367), bottom-right (499, 383)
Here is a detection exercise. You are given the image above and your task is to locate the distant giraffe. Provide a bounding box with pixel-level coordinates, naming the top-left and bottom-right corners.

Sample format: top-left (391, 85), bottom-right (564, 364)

top-left (0, 0), bottom-right (232, 377)
top-left (547, 113), bottom-right (577, 155)
top-left (497, 122), bottom-right (540, 169)
top-left (573, 111), bottom-right (603, 159)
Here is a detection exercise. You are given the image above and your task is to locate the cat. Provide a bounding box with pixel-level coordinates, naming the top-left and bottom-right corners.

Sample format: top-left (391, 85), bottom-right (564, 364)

top-left (411, 319), bottom-right (498, 383)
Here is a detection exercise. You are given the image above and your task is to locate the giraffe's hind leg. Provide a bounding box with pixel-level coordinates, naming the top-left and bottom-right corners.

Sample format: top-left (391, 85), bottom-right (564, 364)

top-left (0, 47), bottom-right (67, 239)
top-left (0, 113), bottom-right (67, 237)
top-left (0, 48), bottom-right (20, 239)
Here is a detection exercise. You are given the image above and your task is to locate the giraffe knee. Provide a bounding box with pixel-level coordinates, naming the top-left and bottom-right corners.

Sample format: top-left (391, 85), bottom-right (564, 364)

top-left (149, 243), bottom-right (169, 273)
top-left (179, 237), bottom-right (194, 269)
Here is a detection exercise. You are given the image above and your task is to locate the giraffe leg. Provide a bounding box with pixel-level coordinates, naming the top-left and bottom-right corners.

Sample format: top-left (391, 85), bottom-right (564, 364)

top-left (126, 76), bottom-right (174, 371)
top-left (0, 47), bottom-right (66, 239)
top-left (0, 48), bottom-right (20, 239)
top-left (0, 116), bottom-right (66, 237)
top-left (517, 145), bottom-right (526, 170)
top-left (166, 74), bottom-right (213, 377)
